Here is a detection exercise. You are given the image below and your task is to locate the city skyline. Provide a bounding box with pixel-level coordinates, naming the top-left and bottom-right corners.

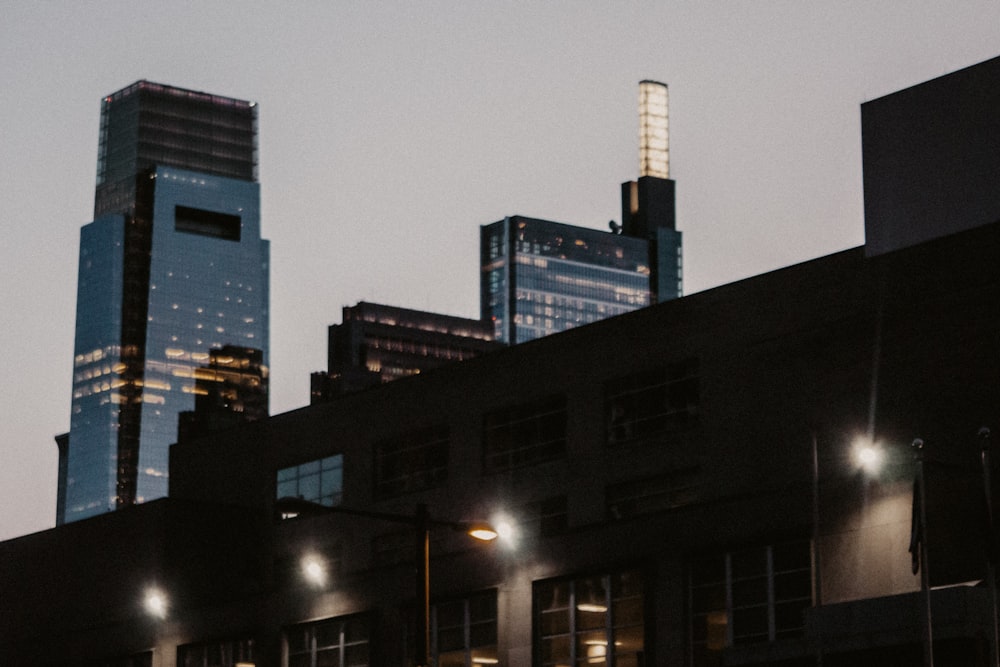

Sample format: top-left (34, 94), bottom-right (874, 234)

top-left (1, 2), bottom-right (999, 540)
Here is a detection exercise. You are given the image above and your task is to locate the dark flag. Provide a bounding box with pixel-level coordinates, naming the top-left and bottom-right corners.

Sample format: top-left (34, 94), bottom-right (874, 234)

top-left (910, 474), bottom-right (923, 575)
top-left (908, 445), bottom-right (991, 586)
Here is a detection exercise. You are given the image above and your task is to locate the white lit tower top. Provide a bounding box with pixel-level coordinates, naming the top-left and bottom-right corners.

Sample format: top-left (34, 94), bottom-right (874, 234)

top-left (620, 79), bottom-right (681, 305)
top-left (638, 80), bottom-right (669, 179)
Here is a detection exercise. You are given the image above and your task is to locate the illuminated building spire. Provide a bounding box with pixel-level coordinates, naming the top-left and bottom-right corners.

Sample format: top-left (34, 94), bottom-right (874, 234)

top-left (639, 80), bottom-right (669, 179)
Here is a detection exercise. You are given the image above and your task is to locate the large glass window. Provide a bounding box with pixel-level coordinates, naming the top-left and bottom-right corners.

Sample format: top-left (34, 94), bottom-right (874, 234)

top-left (276, 454), bottom-right (343, 507)
top-left (535, 570), bottom-right (645, 667)
top-left (605, 359), bottom-right (699, 446)
top-left (483, 395), bottom-right (567, 472)
top-left (374, 425), bottom-right (449, 499)
top-left (285, 614), bottom-right (370, 667)
top-left (433, 590), bottom-right (498, 667)
top-left (178, 638), bottom-right (256, 667)
top-left (689, 540), bottom-right (811, 667)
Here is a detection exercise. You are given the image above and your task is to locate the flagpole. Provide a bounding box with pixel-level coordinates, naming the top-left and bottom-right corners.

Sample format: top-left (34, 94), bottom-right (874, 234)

top-left (914, 438), bottom-right (934, 667)
top-left (980, 427), bottom-right (999, 667)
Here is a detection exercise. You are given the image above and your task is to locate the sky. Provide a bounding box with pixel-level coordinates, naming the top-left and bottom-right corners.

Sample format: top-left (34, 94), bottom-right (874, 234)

top-left (1, 1), bottom-right (998, 541)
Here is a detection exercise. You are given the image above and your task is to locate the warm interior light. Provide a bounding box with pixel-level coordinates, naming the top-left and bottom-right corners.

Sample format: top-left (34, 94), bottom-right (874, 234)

top-left (576, 603), bottom-right (608, 613)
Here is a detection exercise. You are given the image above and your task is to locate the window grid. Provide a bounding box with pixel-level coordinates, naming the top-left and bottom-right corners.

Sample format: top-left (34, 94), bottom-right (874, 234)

top-left (374, 425), bottom-right (449, 499)
top-left (286, 615), bottom-right (370, 667)
top-left (483, 395), bottom-right (567, 472)
top-left (432, 590), bottom-right (498, 667)
top-left (535, 570), bottom-right (644, 667)
top-left (276, 454), bottom-right (343, 507)
top-left (689, 540), bottom-right (811, 667)
top-left (179, 638), bottom-right (255, 667)
top-left (605, 359), bottom-right (699, 446)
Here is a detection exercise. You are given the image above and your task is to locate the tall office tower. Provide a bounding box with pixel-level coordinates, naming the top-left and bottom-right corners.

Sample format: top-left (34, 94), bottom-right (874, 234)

top-left (481, 216), bottom-right (652, 344)
top-left (480, 80), bottom-right (682, 345)
top-left (621, 80), bottom-right (683, 304)
top-left (61, 81), bottom-right (269, 523)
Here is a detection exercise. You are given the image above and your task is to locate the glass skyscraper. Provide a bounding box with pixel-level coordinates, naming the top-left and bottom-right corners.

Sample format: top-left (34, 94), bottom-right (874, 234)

top-left (481, 80), bottom-right (682, 345)
top-left (481, 216), bottom-right (652, 344)
top-left (61, 81), bottom-right (269, 524)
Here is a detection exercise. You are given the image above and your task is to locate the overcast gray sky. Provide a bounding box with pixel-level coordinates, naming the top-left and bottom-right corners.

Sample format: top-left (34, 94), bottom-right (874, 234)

top-left (1, 1), bottom-right (998, 541)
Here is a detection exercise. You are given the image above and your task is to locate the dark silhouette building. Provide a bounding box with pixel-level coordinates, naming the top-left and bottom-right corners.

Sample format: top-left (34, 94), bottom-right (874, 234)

top-left (60, 81), bottom-right (270, 524)
top-left (310, 301), bottom-right (501, 400)
top-left (177, 345), bottom-right (269, 442)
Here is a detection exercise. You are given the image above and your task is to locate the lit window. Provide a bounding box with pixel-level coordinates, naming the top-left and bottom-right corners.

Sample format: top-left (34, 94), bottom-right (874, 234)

top-left (534, 570), bottom-right (644, 667)
top-left (690, 540), bottom-right (812, 666)
top-left (178, 638), bottom-right (256, 667)
top-left (285, 614), bottom-right (370, 667)
top-left (433, 590), bottom-right (498, 667)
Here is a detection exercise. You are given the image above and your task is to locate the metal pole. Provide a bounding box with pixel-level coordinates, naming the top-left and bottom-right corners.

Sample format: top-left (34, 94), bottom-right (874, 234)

top-left (914, 439), bottom-right (934, 667)
top-left (980, 428), bottom-right (999, 667)
top-left (415, 503), bottom-right (430, 667)
top-left (812, 433), bottom-right (824, 666)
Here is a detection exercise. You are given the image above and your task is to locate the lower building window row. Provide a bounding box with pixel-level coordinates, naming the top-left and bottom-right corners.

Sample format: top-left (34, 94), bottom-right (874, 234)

top-left (120, 552), bottom-right (811, 667)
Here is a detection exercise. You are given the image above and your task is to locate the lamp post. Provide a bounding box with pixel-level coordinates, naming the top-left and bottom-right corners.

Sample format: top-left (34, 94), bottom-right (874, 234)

top-left (275, 496), bottom-right (498, 667)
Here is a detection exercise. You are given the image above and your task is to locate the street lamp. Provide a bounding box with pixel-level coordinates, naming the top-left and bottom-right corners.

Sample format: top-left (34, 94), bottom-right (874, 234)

top-left (274, 496), bottom-right (499, 667)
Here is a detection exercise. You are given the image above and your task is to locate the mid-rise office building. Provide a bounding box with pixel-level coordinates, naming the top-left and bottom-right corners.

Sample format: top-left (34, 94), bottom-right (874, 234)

top-left (311, 301), bottom-right (501, 400)
top-left (481, 215), bottom-right (653, 343)
top-left (60, 81), bottom-right (270, 523)
top-left (481, 81), bottom-right (682, 344)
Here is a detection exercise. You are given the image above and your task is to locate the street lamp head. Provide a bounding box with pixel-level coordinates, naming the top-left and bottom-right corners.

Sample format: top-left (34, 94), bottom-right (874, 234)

top-left (466, 523), bottom-right (499, 541)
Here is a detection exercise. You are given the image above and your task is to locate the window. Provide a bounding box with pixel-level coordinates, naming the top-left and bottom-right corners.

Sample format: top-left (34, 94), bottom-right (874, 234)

top-left (276, 454), bottom-right (343, 507)
top-left (605, 359), bottom-right (699, 446)
top-left (433, 590), bottom-right (498, 667)
top-left (374, 425), bottom-right (449, 498)
top-left (285, 614), bottom-right (370, 667)
top-left (690, 540), bottom-right (811, 666)
top-left (606, 467), bottom-right (701, 519)
top-left (483, 395), bottom-right (567, 472)
top-left (179, 638), bottom-right (256, 667)
top-left (535, 570), bottom-right (644, 667)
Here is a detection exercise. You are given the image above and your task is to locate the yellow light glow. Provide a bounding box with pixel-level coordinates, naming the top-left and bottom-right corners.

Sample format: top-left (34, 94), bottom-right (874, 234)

top-left (576, 603), bottom-right (608, 613)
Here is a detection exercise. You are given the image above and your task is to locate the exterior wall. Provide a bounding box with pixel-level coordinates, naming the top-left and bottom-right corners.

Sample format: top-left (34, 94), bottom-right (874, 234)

top-left (862, 54), bottom-right (1000, 256)
top-left (170, 219), bottom-right (1000, 666)
top-left (11, 219), bottom-right (1000, 666)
